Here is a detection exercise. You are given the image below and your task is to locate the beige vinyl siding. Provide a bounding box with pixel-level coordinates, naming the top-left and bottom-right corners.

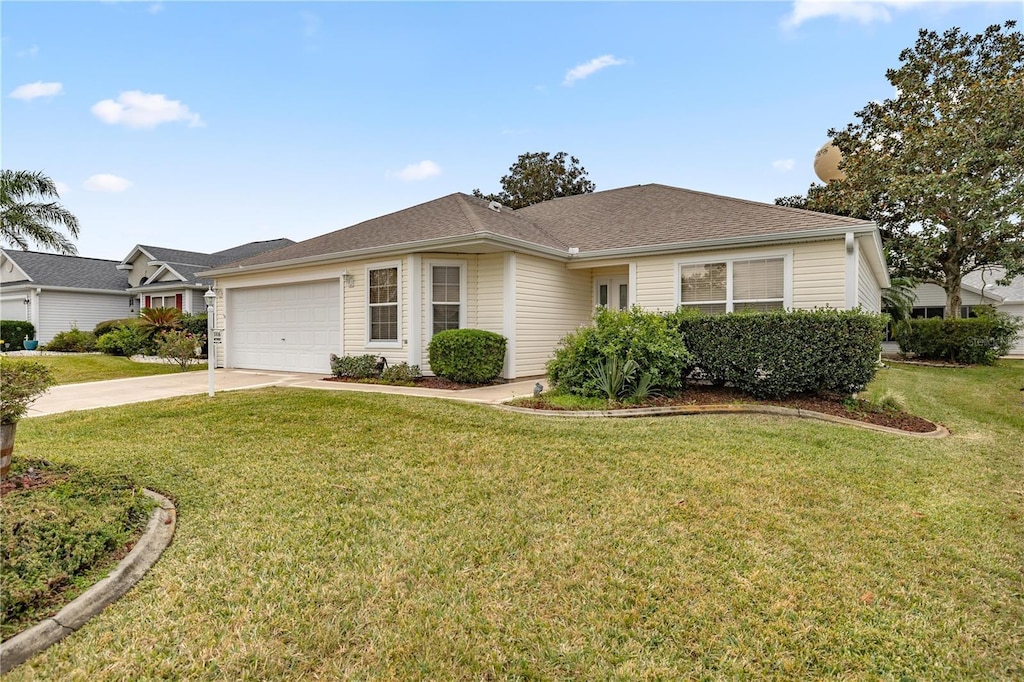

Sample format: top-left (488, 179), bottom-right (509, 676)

top-left (791, 239), bottom-right (846, 309)
top-left (476, 254), bottom-right (505, 334)
top-left (628, 240), bottom-right (846, 312)
top-left (37, 291), bottom-right (128, 343)
top-left (514, 254), bottom-right (592, 377)
top-left (856, 246), bottom-right (881, 313)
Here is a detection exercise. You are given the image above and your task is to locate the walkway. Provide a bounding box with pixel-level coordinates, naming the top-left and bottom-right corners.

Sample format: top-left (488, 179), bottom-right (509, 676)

top-left (27, 369), bottom-right (540, 417)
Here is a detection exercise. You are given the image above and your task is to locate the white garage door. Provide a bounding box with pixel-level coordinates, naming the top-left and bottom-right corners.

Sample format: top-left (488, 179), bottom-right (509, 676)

top-left (228, 280), bottom-right (340, 373)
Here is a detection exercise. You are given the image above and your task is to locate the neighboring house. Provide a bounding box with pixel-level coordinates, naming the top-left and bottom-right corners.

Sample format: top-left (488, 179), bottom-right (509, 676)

top-left (0, 250), bottom-right (131, 343)
top-left (201, 184), bottom-right (890, 377)
top-left (120, 239), bottom-right (295, 314)
top-left (0, 238), bottom-right (294, 345)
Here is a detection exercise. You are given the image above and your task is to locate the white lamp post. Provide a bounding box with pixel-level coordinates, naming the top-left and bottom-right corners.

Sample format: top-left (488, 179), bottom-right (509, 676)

top-left (204, 288), bottom-right (216, 397)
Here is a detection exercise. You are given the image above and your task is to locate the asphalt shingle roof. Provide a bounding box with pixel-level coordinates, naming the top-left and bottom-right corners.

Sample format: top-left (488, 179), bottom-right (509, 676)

top-left (516, 184), bottom-right (873, 252)
top-left (1, 250), bottom-right (128, 291)
top-left (964, 267), bottom-right (1024, 303)
top-left (219, 185), bottom-right (875, 271)
top-left (133, 239), bottom-right (296, 289)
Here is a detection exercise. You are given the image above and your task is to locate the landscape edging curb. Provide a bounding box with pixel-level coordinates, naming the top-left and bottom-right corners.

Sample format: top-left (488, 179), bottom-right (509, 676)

top-left (495, 403), bottom-right (949, 438)
top-left (0, 489), bottom-right (176, 674)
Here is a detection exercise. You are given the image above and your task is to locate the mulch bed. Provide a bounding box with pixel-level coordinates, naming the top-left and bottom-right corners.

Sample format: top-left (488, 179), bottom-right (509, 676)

top-left (519, 385), bottom-right (940, 434)
top-left (1, 467), bottom-right (69, 497)
top-left (323, 376), bottom-right (503, 391)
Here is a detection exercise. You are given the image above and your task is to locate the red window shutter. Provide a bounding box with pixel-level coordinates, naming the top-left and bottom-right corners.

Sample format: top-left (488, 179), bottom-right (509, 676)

top-left (144, 295), bottom-right (150, 308)
top-left (175, 294), bottom-right (183, 310)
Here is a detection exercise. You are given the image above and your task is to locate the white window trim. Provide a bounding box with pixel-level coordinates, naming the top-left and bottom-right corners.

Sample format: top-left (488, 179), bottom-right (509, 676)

top-left (675, 249), bottom-right (793, 312)
top-left (426, 259), bottom-right (468, 342)
top-left (365, 260), bottom-right (403, 348)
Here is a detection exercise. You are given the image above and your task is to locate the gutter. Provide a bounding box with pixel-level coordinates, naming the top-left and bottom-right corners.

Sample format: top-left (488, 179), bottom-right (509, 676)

top-left (0, 284), bottom-right (128, 296)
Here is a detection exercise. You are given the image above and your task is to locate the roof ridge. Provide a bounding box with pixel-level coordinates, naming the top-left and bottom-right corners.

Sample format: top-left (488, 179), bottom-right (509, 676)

top-left (459, 193), bottom-right (570, 249)
top-left (454, 193), bottom-right (488, 233)
top-left (1, 248), bottom-right (121, 264)
top-left (645, 183), bottom-right (873, 225)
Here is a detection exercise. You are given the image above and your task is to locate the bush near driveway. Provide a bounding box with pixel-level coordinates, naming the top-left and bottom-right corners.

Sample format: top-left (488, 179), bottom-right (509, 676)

top-left (41, 326), bottom-right (97, 353)
top-left (428, 329), bottom-right (507, 384)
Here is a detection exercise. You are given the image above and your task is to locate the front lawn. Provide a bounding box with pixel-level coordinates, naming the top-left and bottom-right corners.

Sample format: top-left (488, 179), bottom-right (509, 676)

top-left (0, 354), bottom-right (206, 384)
top-left (4, 361), bottom-right (1022, 679)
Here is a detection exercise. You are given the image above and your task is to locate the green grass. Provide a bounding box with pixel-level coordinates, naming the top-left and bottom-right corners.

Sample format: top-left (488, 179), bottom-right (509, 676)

top-left (1, 460), bottom-right (155, 638)
top-left (4, 361), bottom-right (1023, 679)
top-left (0, 354), bottom-right (206, 384)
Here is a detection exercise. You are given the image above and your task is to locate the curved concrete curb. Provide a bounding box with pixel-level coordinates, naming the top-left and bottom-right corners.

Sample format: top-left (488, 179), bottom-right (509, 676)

top-left (0, 489), bottom-right (176, 674)
top-left (496, 403), bottom-right (949, 438)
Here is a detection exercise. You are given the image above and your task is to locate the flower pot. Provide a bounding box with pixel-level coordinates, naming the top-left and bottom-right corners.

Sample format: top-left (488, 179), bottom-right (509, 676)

top-left (23, 340), bottom-right (38, 351)
top-left (0, 422), bottom-right (16, 481)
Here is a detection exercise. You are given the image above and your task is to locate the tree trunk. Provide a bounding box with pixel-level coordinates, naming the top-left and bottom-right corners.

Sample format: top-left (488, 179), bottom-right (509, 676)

top-left (945, 281), bottom-right (963, 319)
top-left (0, 422), bottom-right (17, 481)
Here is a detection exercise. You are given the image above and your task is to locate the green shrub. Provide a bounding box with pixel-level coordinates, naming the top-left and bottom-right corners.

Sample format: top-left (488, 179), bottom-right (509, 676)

top-left (895, 312), bottom-right (1021, 365)
top-left (381, 362), bottom-right (422, 384)
top-left (156, 330), bottom-right (201, 371)
top-left (667, 308), bottom-right (887, 399)
top-left (93, 318), bottom-right (138, 337)
top-left (0, 361), bottom-right (56, 424)
top-left (330, 354), bottom-right (380, 379)
top-left (97, 325), bottom-right (149, 357)
top-left (1, 321), bottom-right (36, 349)
top-left (42, 325), bottom-right (97, 353)
top-left (547, 307), bottom-right (692, 398)
top-left (179, 313), bottom-right (208, 338)
top-left (428, 329), bottom-right (507, 384)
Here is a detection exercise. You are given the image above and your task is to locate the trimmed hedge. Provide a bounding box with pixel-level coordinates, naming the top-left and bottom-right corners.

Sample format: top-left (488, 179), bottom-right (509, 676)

top-left (667, 308), bottom-right (888, 399)
top-left (547, 307), bottom-right (693, 398)
top-left (330, 354), bottom-right (380, 379)
top-left (428, 329), bottom-right (507, 384)
top-left (42, 327), bottom-right (98, 353)
top-left (1, 321), bottom-right (36, 349)
top-left (895, 313), bottom-right (1020, 365)
top-left (97, 325), bottom-right (149, 357)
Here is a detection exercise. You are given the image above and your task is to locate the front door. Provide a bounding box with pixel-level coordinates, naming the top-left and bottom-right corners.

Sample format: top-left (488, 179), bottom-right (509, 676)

top-left (596, 277), bottom-right (629, 311)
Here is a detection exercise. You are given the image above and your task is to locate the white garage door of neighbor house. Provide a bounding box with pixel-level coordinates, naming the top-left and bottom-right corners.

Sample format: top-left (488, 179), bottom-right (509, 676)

top-left (228, 281), bottom-right (341, 374)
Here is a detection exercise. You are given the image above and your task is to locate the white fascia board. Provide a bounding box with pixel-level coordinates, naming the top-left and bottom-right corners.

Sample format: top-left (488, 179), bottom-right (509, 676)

top-left (128, 282), bottom-right (206, 294)
top-left (200, 233), bottom-right (569, 279)
top-left (566, 225), bottom-right (877, 266)
top-left (1, 252), bottom-right (33, 282)
top-left (13, 285), bottom-right (129, 296)
top-left (149, 263), bottom-right (188, 282)
top-left (119, 245), bottom-right (156, 267)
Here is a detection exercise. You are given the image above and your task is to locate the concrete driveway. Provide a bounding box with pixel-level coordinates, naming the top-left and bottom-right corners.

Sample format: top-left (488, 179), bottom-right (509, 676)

top-left (27, 369), bottom-right (540, 417)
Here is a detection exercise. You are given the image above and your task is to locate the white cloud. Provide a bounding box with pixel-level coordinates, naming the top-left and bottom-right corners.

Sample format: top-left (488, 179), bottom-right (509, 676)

top-left (91, 91), bottom-right (203, 129)
top-left (54, 181), bottom-right (71, 196)
top-left (301, 11), bottom-right (321, 37)
top-left (16, 45), bottom-right (39, 58)
top-left (780, 0), bottom-right (946, 29)
top-left (84, 174), bottom-right (133, 193)
top-left (9, 81), bottom-right (63, 101)
top-left (773, 159), bottom-right (796, 171)
top-left (563, 54), bottom-right (626, 87)
top-left (395, 160), bottom-right (442, 181)
top-left (149, 3), bottom-right (164, 14)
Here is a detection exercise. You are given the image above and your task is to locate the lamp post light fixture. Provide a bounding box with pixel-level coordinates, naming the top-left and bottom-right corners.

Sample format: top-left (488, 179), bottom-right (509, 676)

top-left (204, 288), bottom-right (216, 397)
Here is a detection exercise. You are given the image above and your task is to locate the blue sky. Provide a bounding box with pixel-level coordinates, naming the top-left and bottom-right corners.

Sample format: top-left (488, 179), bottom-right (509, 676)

top-left (3, 1), bottom-right (1018, 260)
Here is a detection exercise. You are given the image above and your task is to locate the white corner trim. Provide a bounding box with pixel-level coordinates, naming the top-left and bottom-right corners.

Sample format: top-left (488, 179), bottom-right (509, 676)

top-left (408, 255), bottom-right (421, 365)
top-left (337, 273), bottom-right (346, 359)
top-left (628, 262), bottom-right (637, 308)
top-left (503, 253), bottom-right (516, 379)
top-left (845, 231), bottom-right (858, 310)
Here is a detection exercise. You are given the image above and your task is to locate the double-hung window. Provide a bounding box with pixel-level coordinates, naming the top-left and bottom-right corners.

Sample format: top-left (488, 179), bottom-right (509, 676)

top-left (368, 265), bottom-right (400, 343)
top-left (430, 264), bottom-right (464, 335)
top-left (679, 255), bottom-right (788, 313)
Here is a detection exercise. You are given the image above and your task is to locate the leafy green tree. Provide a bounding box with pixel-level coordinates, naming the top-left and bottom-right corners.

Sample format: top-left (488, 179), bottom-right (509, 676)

top-left (473, 151), bottom-right (596, 209)
top-left (0, 170), bottom-right (80, 255)
top-left (794, 22), bottom-right (1024, 318)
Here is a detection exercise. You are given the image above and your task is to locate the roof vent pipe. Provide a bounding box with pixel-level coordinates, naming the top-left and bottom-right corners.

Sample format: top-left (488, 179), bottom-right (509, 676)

top-left (487, 201), bottom-right (501, 213)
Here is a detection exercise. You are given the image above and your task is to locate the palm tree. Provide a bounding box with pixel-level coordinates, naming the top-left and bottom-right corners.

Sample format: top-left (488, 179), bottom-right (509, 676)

top-left (1, 170), bottom-right (80, 255)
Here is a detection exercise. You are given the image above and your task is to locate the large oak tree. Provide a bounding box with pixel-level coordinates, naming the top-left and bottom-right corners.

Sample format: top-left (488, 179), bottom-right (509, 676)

top-left (473, 151), bottom-right (595, 209)
top-left (781, 22), bottom-right (1024, 317)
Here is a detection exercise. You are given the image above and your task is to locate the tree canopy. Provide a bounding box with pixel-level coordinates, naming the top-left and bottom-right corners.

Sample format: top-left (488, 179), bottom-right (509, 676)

top-left (1, 170), bottom-right (81, 255)
top-left (473, 151), bottom-right (595, 209)
top-left (778, 21), bottom-right (1024, 317)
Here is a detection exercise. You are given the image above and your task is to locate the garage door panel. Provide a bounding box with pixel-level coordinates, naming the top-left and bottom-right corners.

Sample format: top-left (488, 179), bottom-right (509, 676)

top-left (228, 281), bottom-right (340, 373)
